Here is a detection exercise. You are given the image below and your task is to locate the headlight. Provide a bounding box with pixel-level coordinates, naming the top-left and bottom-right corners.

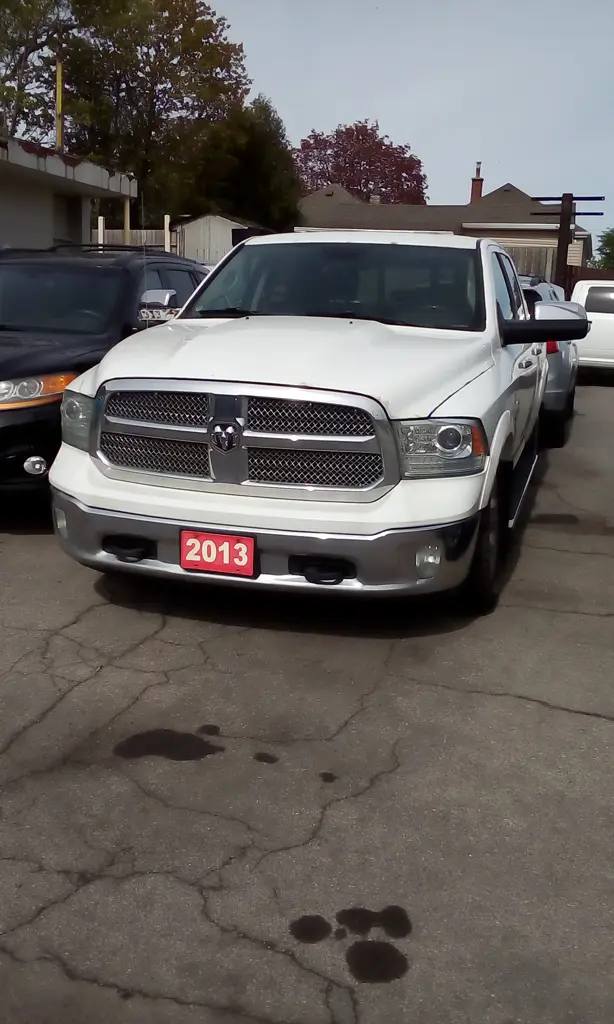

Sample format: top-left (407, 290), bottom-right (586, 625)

top-left (394, 419), bottom-right (488, 478)
top-left (0, 373), bottom-right (78, 410)
top-left (60, 390), bottom-right (95, 451)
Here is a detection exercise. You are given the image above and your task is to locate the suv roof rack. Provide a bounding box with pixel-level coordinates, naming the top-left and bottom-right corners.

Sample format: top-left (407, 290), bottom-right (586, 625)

top-left (48, 243), bottom-right (167, 253)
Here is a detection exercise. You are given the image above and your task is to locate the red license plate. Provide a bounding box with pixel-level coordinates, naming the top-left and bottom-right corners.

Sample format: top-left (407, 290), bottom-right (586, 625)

top-left (180, 530), bottom-right (255, 577)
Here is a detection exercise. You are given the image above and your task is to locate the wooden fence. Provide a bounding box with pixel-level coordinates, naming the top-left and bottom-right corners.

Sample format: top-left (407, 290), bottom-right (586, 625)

top-left (90, 228), bottom-right (168, 249)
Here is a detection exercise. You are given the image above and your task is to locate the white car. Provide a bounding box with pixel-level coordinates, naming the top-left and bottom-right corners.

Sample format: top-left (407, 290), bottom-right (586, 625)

top-left (570, 278), bottom-right (614, 368)
top-left (49, 231), bottom-right (588, 614)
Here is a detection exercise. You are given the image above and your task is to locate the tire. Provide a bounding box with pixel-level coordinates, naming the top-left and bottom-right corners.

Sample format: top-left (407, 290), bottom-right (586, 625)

top-left (460, 481), bottom-right (505, 615)
top-left (566, 386), bottom-right (576, 420)
top-left (540, 407), bottom-right (568, 449)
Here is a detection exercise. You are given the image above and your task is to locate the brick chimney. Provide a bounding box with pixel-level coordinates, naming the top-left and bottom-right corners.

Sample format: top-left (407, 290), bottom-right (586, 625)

top-left (470, 162), bottom-right (483, 203)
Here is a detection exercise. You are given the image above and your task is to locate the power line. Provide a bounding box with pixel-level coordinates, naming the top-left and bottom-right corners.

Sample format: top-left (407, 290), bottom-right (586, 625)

top-left (531, 193), bottom-right (604, 292)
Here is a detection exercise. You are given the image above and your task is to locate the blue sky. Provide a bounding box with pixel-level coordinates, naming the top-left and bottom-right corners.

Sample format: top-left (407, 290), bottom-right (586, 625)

top-left (219, 0), bottom-right (612, 246)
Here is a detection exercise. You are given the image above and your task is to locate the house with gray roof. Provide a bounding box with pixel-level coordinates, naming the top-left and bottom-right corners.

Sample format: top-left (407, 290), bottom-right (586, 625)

top-left (298, 166), bottom-right (592, 280)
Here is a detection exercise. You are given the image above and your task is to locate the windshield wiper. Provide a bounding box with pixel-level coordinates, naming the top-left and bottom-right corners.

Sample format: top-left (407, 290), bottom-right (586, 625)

top-left (304, 311), bottom-right (410, 326)
top-left (0, 324), bottom-right (28, 332)
top-left (192, 307), bottom-right (263, 318)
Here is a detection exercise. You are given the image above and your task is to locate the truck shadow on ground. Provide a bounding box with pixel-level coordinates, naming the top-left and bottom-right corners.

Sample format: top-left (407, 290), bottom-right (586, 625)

top-left (0, 493), bottom-right (53, 536)
top-left (577, 368), bottom-right (614, 389)
top-left (96, 463), bottom-right (545, 642)
top-left (0, 459), bottom-right (545, 641)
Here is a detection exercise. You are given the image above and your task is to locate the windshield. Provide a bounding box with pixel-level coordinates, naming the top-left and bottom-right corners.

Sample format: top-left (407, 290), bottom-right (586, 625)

top-left (0, 263), bottom-right (125, 336)
top-left (181, 241), bottom-right (485, 331)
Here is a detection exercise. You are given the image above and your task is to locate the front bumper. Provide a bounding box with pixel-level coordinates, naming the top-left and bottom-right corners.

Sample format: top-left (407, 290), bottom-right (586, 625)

top-left (51, 489), bottom-right (480, 596)
top-left (0, 403), bottom-right (61, 490)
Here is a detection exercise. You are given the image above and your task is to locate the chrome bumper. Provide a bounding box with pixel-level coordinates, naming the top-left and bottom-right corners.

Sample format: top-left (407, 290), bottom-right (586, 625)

top-left (51, 490), bottom-right (479, 596)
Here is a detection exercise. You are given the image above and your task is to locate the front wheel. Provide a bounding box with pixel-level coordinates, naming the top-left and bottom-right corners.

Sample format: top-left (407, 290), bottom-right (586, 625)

top-left (459, 482), bottom-right (506, 615)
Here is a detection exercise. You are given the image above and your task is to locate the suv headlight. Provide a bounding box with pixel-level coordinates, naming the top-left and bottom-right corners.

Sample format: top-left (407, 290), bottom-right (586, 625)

top-left (394, 419), bottom-right (488, 478)
top-left (0, 373), bottom-right (77, 409)
top-left (60, 391), bottom-right (95, 451)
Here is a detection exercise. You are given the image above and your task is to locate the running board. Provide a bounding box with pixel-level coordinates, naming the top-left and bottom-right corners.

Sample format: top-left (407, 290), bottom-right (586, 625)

top-left (508, 451), bottom-right (539, 529)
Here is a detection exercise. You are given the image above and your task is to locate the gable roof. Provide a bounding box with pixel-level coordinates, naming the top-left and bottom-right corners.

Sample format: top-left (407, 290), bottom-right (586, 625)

top-left (299, 181), bottom-right (563, 231)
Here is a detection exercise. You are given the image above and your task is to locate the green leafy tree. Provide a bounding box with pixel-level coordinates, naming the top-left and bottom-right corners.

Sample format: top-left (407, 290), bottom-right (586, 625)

top-left (183, 95), bottom-right (301, 229)
top-left (0, 0), bottom-right (73, 138)
top-left (591, 228), bottom-right (614, 270)
top-left (61, 0), bottom-right (249, 218)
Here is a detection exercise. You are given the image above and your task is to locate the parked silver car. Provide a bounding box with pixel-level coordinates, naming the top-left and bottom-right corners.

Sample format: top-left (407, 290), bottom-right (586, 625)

top-left (519, 275), bottom-right (565, 303)
top-left (523, 286), bottom-right (579, 446)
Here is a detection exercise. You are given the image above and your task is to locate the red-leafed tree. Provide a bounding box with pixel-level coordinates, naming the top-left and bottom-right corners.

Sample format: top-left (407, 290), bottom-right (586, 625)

top-left (294, 119), bottom-right (427, 204)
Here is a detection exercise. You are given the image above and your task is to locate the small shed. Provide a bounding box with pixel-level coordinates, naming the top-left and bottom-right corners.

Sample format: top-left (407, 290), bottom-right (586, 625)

top-left (173, 213), bottom-right (271, 264)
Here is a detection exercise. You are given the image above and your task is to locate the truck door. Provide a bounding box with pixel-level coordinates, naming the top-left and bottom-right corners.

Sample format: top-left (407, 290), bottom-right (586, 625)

top-left (492, 253), bottom-right (537, 461)
top-left (499, 252), bottom-right (545, 435)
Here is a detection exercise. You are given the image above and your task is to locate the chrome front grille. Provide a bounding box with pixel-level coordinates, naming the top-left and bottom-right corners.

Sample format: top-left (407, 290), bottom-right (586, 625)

top-left (95, 382), bottom-right (395, 500)
top-left (100, 432), bottom-right (211, 478)
top-left (247, 448), bottom-right (383, 488)
top-left (106, 391), bottom-right (209, 427)
top-left (246, 397), bottom-right (373, 436)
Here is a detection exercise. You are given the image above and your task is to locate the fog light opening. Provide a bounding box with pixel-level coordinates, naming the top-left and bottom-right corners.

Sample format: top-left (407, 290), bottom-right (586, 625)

top-left (415, 544), bottom-right (442, 580)
top-left (54, 508), bottom-right (68, 538)
top-left (23, 455), bottom-right (47, 476)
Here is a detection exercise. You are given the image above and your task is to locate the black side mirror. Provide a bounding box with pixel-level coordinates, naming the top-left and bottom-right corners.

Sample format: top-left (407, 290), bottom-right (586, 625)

top-left (501, 301), bottom-right (589, 345)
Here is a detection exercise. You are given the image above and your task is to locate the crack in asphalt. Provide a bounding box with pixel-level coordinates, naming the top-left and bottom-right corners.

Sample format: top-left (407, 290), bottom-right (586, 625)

top-left (404, 676), bottom-right (614, 724)
top-left (0, 608), bottom-right (174, 782)
top-left (525, 541), bottom-right (614, 559)
top-left (2, 480), bottom-right (613, 1022)
top-left (0, 847), bottom-right (132, 939)
top-left (202, 896), bottom-right (353, 1024)
top-left (253, 739), bottom-right (403, 874)
top-left (186, 647), bottom-right (395, 750)
top-left (0, 867), bottom-right (339, 1024)
top-left (0, 942), bottom-right (294, 1024)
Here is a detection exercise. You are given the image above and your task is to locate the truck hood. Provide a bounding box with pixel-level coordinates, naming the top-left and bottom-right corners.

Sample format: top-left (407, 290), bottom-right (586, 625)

top-left (82, 316), bottom-right (493, 419)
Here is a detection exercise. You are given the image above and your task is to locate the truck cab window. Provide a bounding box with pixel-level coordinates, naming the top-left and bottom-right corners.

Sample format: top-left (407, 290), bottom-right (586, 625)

top-left (492, 256), bottom-right (515, 320)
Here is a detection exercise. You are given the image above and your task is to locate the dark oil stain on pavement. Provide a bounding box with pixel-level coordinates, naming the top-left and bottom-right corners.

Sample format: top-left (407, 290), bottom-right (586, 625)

top-left (253, 751), bottom-right (279, 764)
top-left (337, 905), bottom-right (412, 939)
top-left (115, 722), bottom-right (339, 778)
top-left (290, 905), bottom-right (411, 983)
top-left (289, 915), bottom-right (332, 943)
top-left (114, 729), bottom-right (225, 761)
top-left (346, 940), bottom-right (408, 983)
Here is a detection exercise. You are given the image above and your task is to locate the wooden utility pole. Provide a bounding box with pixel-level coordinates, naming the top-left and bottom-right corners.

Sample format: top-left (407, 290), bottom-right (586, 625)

top-left (123, 197), bottom-right (131, 244)
top-left (55, 60), bottom-right (64, 152)
top-left (531, 193), bottom-right (604, 295)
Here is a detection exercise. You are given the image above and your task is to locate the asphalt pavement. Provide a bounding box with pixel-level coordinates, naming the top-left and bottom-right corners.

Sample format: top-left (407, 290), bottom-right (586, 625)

top-left (0, 384), bottom-right (613, 1024)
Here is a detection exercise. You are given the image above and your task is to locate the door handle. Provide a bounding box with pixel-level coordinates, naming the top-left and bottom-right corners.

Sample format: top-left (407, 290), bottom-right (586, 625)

top-left (518, 359), bottom-right (534, 369)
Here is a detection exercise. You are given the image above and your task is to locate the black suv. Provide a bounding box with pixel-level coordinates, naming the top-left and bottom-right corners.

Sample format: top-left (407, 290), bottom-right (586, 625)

top-left (0, 245), bottom-right (206, 491)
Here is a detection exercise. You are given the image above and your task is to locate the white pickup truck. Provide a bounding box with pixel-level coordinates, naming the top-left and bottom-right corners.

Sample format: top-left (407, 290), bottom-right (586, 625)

top-left (50, 231), bottom-right (589, 613)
